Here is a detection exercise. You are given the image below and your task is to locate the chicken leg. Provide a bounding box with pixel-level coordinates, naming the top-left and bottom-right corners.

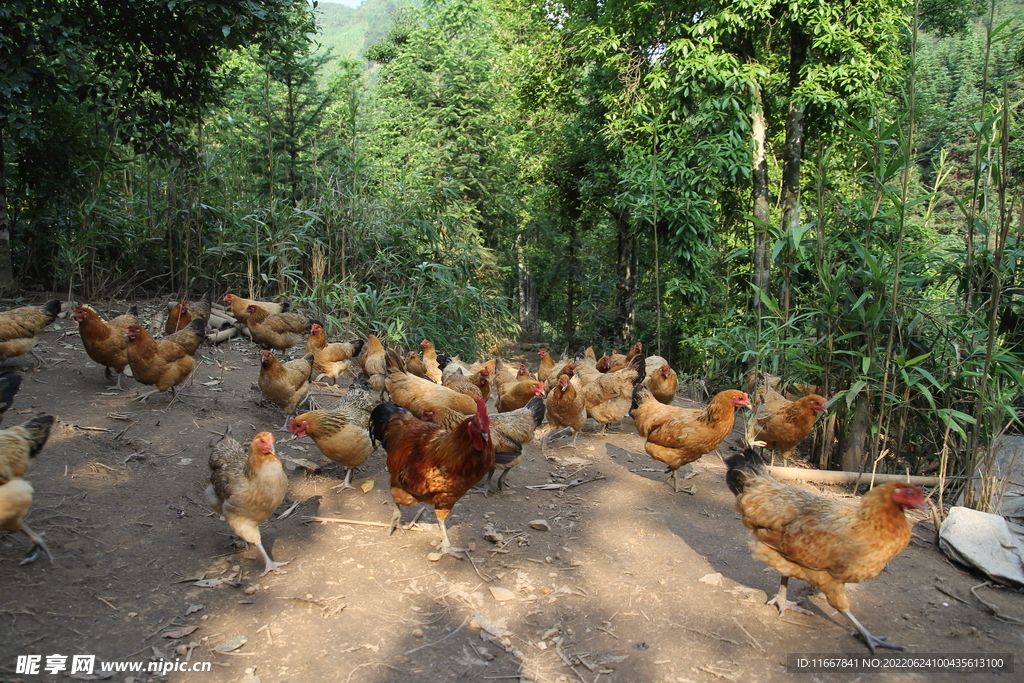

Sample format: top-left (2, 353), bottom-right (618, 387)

top-left (842, 610), bottom-right (903, 653)
top-left (433, 509), bottom-right (466, 559)
top-left (18, 522), bottom-right (53, 565)
top-left (767, 576), bottom-right (814, 617)
top-left (330, 467), bottom-right (356, 492)
top-left (254, 541), bottom-right (289, 576)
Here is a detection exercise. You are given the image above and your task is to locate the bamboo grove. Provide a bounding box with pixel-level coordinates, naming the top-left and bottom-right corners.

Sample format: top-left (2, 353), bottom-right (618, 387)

top-left (0, 0), bottom-right (1022, 506)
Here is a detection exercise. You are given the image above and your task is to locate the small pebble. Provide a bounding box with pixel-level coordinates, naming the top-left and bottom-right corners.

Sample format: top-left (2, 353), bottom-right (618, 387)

top-left (412, 628), bottom-right (424, 638)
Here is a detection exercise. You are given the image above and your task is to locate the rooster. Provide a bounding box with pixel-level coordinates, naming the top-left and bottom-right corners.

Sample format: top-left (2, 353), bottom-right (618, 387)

top-left (423, 395), bottom-right (545, 495)
top-left (726, 446), bottom-right (925, 652)
top-left (630, 386), bottom-right (749, 491)
top-left (206, 430), bottom-right (289, 576)
top-left (369, 396), bottom-right (493, 558)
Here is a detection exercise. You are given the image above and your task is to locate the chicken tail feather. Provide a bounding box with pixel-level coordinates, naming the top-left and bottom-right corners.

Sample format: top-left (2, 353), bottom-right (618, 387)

top-left (525, 395), bottom-right (546, 428)
top-left (724, 446), bottom-right (766, 496)
top-left (369, 402), bottom-right (408, 448)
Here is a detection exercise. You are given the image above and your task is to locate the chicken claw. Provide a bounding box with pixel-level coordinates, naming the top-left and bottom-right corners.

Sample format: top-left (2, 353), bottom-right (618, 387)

top-left (18, 523), bottom-right (53, 565)
top-left (843, 610), bottom-right (904, 653)
top-left (330, 468), bottom-right (356, 492)
top-left (256, 542), bottom-right (289, 576)
top-left (767, 577), bottom-right (814, 616)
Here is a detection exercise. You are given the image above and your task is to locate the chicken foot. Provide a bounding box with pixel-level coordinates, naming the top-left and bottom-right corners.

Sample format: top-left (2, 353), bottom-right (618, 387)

top-left (842, 610), bottom-right (903, 654)
top-left (18, 522), bottom-right (53, 566)
top-left (255, 541), bottom-right (289, 576)
top-left (434, 510), bottom-right (467, 559)
top-left (330, 467), bottom-right (356, 492)
top-left (471, 469), bottom-right (496, 496)
top-left (767, 576), bottom-right (814, 617)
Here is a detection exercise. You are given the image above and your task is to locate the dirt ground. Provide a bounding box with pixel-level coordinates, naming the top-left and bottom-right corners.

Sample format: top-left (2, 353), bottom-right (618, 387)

top-left (1, 297), bottom-right (1022, 683)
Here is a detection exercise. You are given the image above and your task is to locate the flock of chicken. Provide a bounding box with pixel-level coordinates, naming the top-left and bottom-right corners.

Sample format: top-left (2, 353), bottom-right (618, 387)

top-left (0, 295), bottom-right (926, 654)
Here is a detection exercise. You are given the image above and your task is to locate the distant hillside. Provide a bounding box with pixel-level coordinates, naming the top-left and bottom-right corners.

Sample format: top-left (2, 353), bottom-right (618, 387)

top-left (314, 0), bottom-right (417, 61)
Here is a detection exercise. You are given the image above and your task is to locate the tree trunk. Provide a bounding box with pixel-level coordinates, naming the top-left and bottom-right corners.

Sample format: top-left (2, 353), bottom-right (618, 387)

top-left (565, 220), bottom-right (576, 348)
top-left (613, 207), bottom-right (637, 348)
top-left (841, 393), bottom-right (871, 472)
top-left (0, 136), bottom-right (13, 290)
top-left (778, 24), bottom-right (808, 315)
top-left (517, 236), bottom-right (537, 342)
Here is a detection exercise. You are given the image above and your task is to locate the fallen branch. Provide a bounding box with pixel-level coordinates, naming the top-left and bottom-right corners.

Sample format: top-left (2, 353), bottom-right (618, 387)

top-left (969, 582), bottom-right (1024, 626)
top-left (303, 516), bottom-right (392, 528)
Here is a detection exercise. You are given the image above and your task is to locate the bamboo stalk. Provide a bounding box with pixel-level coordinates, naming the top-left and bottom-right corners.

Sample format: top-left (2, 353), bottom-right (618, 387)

top-left (765, 466), bottom-right (949, 487)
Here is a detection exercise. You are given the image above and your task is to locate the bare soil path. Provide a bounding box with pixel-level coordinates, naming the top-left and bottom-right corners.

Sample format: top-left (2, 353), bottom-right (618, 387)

top-left (1, 299), bottom-right (1021, 683)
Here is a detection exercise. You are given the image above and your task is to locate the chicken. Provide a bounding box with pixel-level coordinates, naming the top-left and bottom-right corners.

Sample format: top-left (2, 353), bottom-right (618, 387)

top-left (258, 351), bottom-right (313, 427)
top-left (406, 352), bottom-right (429, 380)
top-left (166, 291), bottom-right (212, 335)
top-left (543, 352), bottom-right (575, 393)
top-left (73, 304), bottom-right (141, 389)
top-left (424, 395), bottom-right (545, 495)
top-left (223, 294), bottom-right (289, 325)
top-left (442, 366), bottom-right (491, 402)
top-left (369, 396), bottom-right (494, 557)
top-left (125, 319), bottom-right (206, 402)
top-left (642, 356), bottom-right (679, 405)
top-left (578, 354), bottom-right (646, 432)
top-left (0, 299), bottom-right (61, 366)
top-left (544, 370), bottom-right (586, 451)
top-left (516, 363), bottom-right (534, 381)
top-left (537, 348), bottom-right (555, 382)
top-left (743, 366), bottom-right (781, 398)
top-left (206, 430), bottom-right (289, 575)
top-left (492, 360), bottom-right (544, 413)
top-left (630, 385), bottom-right (750, 491)
top-left (755, 391), bottom-right (827, 462)
top-left (245, 305), bottom-right (311, 351)
top-left (384, 349), bottom-right (478, 417)
top-left (288, 404), bottom-right (375, 492)
top-left (599, 342), bottom-right (643, 372)
top-left (305, 324), bottom-right (363, 383)
top-left (360, 334), bottom-right (388, 394)
top-left (1, 479), bottom-right (52, 564)
top-left (0, 413), bottom-right (55, 565)
top-left (0, 414), bottom-right (56, 485)
top-left (420, 339), bottom-right (443, 383)
top-left (725, 446), bottom-right (926, 652)
top-left (334, 375), bottom-right (380, 414)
